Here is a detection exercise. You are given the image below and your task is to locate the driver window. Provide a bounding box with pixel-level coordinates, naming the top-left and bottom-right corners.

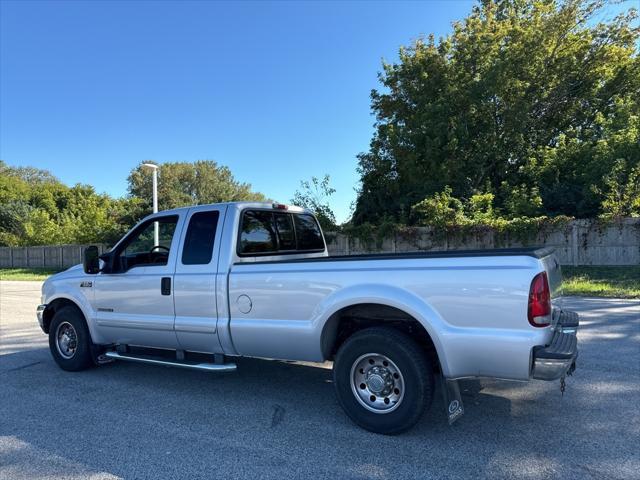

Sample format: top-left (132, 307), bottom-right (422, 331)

top-left (117, 215), bottom-right (178, 271)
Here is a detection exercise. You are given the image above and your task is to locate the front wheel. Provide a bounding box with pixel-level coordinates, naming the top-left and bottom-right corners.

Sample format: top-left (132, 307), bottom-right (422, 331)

top-left (333, 327), bottom-right (434, 434)
top-left (48, 306), bottom-right (94, 371)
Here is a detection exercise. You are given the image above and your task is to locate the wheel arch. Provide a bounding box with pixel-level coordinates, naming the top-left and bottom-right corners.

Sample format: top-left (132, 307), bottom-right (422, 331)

top-left (317, 286), bottom-right (450, 375)
top-left (43, 295), bottom-right (99, 343)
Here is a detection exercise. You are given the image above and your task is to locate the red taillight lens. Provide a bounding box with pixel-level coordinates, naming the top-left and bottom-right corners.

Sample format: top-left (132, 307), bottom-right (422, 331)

top-left (528, 271), bottom-right (551, 327)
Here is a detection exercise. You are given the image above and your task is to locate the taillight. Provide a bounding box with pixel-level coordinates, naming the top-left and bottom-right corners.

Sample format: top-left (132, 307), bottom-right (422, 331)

top-left (528, 271), bottom-right (551, 327)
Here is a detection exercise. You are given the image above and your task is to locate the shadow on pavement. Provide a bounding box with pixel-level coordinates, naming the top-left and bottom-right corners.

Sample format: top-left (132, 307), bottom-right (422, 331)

top-left (2, 340), bottom-right (637, 480)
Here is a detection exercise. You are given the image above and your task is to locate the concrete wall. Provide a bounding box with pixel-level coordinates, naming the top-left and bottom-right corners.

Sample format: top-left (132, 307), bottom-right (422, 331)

top-left (0, 245), bottom-right (109, 269)
top-left (0, 219), bottom-right (637, 268)
top-left (326, 218), bottom-right (640, 266)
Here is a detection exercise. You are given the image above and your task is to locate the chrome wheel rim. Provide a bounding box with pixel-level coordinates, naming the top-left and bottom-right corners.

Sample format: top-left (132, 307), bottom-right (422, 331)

top-left (350, 353), bottom-right (405, 414)
top-left (55, 321), bottom-right (78, 359)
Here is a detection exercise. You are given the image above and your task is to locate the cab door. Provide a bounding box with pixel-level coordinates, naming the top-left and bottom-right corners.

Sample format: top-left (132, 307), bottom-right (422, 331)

top-left (173, 205), bottom-right (226, 353)
top-left (93, 214), bottom-right (183, 349)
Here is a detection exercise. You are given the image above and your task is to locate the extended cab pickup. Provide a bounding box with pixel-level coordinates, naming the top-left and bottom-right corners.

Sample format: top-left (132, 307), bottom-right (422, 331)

top-left (38, 202), bottom-right (579, 434)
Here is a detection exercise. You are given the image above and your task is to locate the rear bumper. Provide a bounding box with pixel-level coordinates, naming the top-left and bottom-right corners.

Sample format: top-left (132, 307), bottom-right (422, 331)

top-left (532, 310), bottom-right (579, 381)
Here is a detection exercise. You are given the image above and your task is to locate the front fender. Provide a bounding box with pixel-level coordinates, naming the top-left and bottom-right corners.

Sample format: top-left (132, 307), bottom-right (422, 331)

top-left (314, 283), bottom-right (453, 377)
top-left (43, 284), bottom-right (105, 345)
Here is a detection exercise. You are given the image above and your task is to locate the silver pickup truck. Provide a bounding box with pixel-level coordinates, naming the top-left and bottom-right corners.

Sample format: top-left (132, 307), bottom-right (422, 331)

top-left (37, 202), bottom-right (579, 434)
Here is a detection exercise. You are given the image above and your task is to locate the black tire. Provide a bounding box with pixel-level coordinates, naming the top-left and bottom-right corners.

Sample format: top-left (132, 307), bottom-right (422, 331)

top-left (48, 306), bottom-right (94, 371)
top-left (333, 326), bottom-right (434, 434)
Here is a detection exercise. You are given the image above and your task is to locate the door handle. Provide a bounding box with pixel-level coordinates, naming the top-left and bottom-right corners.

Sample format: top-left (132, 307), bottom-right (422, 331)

top-left (161, 277), bottom-right (171, 296)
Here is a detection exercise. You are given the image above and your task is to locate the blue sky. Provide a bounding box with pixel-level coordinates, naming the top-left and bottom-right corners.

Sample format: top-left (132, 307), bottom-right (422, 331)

top-left (0, 1), bottom-right (634, 223)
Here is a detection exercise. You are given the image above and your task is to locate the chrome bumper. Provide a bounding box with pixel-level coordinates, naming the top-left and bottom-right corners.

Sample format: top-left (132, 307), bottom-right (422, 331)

top-left (37, 304), bottom-right (47, 332)
top-left (532, 310), bottom-right (579, 381)
top-left (533, 356), bottom-right (577, 381)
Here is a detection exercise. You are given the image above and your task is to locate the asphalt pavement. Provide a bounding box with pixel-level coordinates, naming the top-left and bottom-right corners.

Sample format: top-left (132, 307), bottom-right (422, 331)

top-left (1, 280), bottom-right (638, 480)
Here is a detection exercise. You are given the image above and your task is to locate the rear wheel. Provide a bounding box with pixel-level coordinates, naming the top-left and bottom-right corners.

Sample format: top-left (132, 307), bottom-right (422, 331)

top-left (333, 326), bottom-right (434, 434)
top-left (49, 306), bottom-right (94, 371)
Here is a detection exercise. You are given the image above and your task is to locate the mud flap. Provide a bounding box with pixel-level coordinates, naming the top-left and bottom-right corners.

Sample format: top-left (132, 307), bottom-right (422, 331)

top-left (440, 377), bottom-right (464, 425)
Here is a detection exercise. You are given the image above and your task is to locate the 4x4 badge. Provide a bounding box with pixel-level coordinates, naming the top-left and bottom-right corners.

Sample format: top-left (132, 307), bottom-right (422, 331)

top-left (80, 281), bottom-right (93, 288)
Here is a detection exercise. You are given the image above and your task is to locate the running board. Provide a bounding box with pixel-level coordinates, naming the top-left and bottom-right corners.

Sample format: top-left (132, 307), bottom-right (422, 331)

top-left (104, 351), bottom-right (237, 372)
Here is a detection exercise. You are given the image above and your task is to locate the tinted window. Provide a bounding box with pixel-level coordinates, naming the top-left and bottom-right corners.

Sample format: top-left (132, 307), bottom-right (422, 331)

top-left (294, 214), bottom-right (324, 250)
top-left (182, 211), bottom-right (219, 265)
top-left (238, 210), bottom-right (324, 256)
top-left (240, 210), bottom-right (277, 253)
top-left (275, 213), bottom-right (296, 250)
top-left (124, 219), bottom-right (177, 256)
top-left (118, 215), bottom-right (178, 270)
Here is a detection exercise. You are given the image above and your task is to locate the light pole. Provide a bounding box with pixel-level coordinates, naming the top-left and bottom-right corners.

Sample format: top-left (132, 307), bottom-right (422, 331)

top-left (142, 163), bottom-right (159, 246)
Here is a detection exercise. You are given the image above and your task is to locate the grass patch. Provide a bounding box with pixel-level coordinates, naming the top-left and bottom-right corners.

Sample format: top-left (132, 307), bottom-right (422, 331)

top-left (562, 266), bottom-right (640, 298)
top-left (0, 268), bottom-right (62, 281)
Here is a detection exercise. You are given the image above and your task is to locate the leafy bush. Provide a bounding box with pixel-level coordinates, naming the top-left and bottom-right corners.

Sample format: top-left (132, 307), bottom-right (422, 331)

top-left (411, 186), bottom-right (466, 227)
top-left (291, 175), bottom-right (337, 231)
top-left (502, 184), bottom-right (544, 218)
top-left (408, 187), bottom-right (573, 244)
top-left (467, 192), bottom-right (495, 221)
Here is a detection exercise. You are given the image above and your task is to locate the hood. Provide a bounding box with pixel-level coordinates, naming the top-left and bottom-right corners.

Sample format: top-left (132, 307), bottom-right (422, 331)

top-left (47, 263), bottom-right (83, 281)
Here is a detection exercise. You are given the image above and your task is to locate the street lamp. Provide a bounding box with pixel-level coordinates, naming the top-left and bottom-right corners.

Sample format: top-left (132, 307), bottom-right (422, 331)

top-left (142, 163), bottom-right (159, 246)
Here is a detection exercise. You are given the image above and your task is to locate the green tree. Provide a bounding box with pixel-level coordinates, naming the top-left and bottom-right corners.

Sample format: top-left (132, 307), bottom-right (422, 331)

top-left (22, 209), bottom-right (65, 245)
top-left (291, 175), bottom-right (337, 230)
top-left (0, 200), bottom-right (32, 245)
top-left (127, 160), bottom-right (267, 213)
top-left (0, 159), bottom-right (267, 246)
top-left (353, 0), bottom-right (639, 225)
top-left (600, 159), bottom-right (640, 217)
top-left (0, 161), bottom-right (143, 246)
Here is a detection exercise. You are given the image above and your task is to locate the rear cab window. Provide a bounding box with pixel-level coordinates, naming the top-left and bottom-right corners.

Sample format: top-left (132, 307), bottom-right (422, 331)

top-left (238, 209), bottom-right (324, 256)
top-left (293, 213), bottom-right (324, 250)
top-left (239, 210), bottom-right (277, 254)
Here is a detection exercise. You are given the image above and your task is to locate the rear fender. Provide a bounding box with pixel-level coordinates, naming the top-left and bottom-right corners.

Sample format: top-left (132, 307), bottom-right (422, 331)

top-left (315, 284), bottom-right (452, 377)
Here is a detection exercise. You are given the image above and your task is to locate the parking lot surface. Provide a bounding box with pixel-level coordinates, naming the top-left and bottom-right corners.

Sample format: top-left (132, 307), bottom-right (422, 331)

top-left (1, 280), bottom-right (638, 479)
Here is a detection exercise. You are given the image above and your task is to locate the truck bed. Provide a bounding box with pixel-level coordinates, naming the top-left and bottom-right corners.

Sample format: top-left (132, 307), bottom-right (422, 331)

top-left (240, 247), bottom-right (555, 265)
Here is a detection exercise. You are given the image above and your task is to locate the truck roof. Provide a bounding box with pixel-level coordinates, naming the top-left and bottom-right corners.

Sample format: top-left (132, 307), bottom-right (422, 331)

top-left (152, 201), bottom-right (311, 216)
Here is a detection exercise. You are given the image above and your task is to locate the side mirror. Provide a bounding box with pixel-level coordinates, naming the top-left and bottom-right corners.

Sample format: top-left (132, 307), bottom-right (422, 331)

top-left (83, 246), bottom-right (100, 274)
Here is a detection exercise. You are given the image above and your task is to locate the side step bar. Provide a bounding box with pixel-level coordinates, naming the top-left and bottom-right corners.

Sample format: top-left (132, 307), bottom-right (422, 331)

top-left (104, 351), bottom-right (237, 372)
